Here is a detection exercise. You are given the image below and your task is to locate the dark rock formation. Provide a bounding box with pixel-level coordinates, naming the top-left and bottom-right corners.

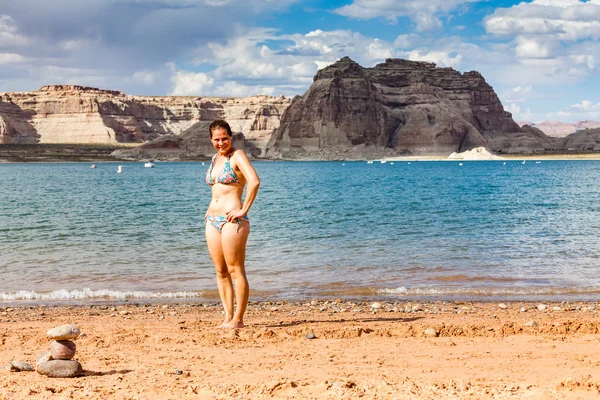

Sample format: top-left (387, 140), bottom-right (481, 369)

top-left (561, 128), bottom-right (600, 151)
top-left (266, 57), bottom-right (554, 158)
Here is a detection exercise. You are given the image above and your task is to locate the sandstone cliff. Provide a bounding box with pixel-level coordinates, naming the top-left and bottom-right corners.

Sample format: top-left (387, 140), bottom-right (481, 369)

top-left (266, 57), bottom-right (555, 158)
top-left (0, 85), bottom-right (290, 156)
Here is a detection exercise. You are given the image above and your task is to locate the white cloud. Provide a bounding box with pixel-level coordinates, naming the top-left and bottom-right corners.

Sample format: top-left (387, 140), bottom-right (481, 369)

top-left (60, 39), bottom-right (90, 51)
top-left (212, 81), bottom-right (275, 97)
top-left (0, 53), bottom-right (25, 64)
top-left (505, 103), bottom-right (535, 121)
top-left (514, 37), bottom-right (561, 59)
top-left (131, 70), bottom-right (158, 85)
top-left (334, 0), bottom-right (480, 31)
top-left (405, 50), bottom-right (463, 69)
top-left (0, 15), bottom-right (30, 47)
top-left (570, 100), bottom-right (600, 111)
top-left (169, 71), bottom-right (214, 95)
top-left (485, 1), bottom-right (600, 41)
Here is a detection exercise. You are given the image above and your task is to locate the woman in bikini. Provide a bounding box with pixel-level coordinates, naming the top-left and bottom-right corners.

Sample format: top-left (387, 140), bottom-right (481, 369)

top-left (205, 120), bottom-right (260, 329)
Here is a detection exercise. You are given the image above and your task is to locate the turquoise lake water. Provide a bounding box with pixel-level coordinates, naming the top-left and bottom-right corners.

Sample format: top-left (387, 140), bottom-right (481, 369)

top-left (1, 160), bottom-right (599, 303)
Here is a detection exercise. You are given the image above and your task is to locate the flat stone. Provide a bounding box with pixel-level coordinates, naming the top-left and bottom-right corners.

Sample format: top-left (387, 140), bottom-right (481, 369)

top-left (306, 333), bottom-right (316, 339)
top-left (6, 361), bottom-right (34, 372)
top-left (36, 360), bottom-right (82, 378)
top-left (498, 303), bottom-right (507, 309)
top-left (47, 325), bottom-right (80, 340)
top-left (50, 340), bottom-right (77, 360)
top-left (370, 302), bottom-right (382, 309)
top-left (524, 320), bottom-right (538, 327)
top-left (537, 304), bottom-right (547, 311)
top-left (424, 327), bottom-right (438, 337)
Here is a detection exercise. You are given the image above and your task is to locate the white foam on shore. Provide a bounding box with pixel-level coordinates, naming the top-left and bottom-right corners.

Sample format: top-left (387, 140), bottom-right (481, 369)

top-left (0, 288), bottom-right (202, 301)
top-left (378, 286), bottom-right (600, 296)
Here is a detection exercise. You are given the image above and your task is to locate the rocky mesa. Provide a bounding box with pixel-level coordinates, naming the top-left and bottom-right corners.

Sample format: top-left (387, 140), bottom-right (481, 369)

top-left (0, 85), bottom-right (290, 158)
top-left (266, 57), bottom-right (559, 159)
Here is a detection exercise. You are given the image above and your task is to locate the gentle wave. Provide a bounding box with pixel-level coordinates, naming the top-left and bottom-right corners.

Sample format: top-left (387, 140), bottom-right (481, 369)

top-left (377, 286), bottom-right (600, 296)
top-left (0, 288), bottom-right (202, 301)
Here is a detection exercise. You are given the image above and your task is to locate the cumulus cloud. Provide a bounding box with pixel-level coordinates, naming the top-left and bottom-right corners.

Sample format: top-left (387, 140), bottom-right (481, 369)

top-left (0, 53), bottom-right (25, 64)
top-left (334, 0), bottom-right (480, 31)
top-left (405, 50), bottom-right (463, 69)
top-left (171, 28), bottom-right (405, 97)
top-left (170, 71), bottom-right (214, 96)
top-left (0, 15), bottom-right (31, 47)
top-left (570, 100), bottom-right (600, 111)
top-left (505, 103), bottom-right (535, 121)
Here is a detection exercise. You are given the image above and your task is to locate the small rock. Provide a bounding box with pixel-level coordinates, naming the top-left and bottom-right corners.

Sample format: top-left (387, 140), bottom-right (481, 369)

top-left (306, 333), bottom-right (316, 340)
top-left (270, 307), bottom-right (278, 312)
top-left (36, 360), bottom-right (83, 378)
top-left (46, 325), bottom-right (80, 340)
top-left (6, 361), bottom-right (34, 372)
top-left (371, 302), bottom-right (382, 309)
top-left (175, 369), bottom-right (183, 375)
top-left (36, 352), bottom-right (53, 368)
top-left (552, 307), bottom-right (562, 311)
top-left (498, 303), bottom-right (507, 309)
top-left (424, 327), bottom-right (438, 337)
top-left (524, 320), bottom-right (538, 327)
top-left (520, 307), bottom-right (527, 312)
top-left (50, 340), bottom-right (77, 360)
top-left (537, 304), bottom-right (547, 311)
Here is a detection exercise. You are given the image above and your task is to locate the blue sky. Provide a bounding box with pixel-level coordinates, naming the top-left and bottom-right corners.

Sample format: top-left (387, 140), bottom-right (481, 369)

top-left (1, 0), bottom-right (600, 123)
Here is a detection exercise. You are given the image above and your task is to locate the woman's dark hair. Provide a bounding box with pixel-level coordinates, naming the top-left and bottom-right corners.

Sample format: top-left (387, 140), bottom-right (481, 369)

top-left (209, 120), bottom-right (233, 138)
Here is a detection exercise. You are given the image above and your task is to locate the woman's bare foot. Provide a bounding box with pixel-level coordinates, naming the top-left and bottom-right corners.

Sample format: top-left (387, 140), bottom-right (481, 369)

top-left (216, 317), bottom-right (232, 328)
top-left (221, 320), bottom-right (244, 329)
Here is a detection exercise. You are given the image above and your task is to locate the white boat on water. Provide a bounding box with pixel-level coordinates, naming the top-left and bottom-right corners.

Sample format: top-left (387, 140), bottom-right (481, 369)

top-left (117, 165), bottom-right (123, 173)
top-left (90, 164), bottom-right (97, 169)
top-left (380, 160), bottom-right (387, 164)
top-left (366, 161), bottom-right (374, 164)
top-left (144, 161), bottom-right (154, 168)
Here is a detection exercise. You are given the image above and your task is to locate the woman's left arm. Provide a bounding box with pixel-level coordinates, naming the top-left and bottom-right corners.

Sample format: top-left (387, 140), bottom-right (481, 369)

top-left (227, 150), bottom-right (260, 220)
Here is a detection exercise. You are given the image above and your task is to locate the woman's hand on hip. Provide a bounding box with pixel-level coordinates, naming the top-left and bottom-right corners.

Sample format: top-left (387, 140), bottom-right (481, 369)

top-left (226, 209), bottom-right (245, 222)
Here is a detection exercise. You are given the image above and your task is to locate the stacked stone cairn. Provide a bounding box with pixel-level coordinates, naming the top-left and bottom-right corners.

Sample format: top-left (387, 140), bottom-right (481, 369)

top-left (36, 324), bottom-right (83, 378)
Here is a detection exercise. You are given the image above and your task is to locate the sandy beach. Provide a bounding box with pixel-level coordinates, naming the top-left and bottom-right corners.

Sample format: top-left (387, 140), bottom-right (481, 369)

top-left (2, 300), bottom-right (600, 399)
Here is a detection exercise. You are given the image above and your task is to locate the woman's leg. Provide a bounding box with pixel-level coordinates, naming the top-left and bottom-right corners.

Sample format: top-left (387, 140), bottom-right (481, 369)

top-left (220, 221), bottom-right (250, 329)
top-left (205, 222), bottom-right (234, 326)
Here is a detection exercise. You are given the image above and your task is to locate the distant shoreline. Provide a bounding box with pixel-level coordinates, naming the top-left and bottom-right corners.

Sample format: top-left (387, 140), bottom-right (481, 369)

top-left (1, 143), bottom-right (600, 163)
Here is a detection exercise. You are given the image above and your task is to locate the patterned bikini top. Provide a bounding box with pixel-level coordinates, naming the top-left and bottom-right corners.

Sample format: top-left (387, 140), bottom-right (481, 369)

top-left (206, 153), bottom-right (240, 185)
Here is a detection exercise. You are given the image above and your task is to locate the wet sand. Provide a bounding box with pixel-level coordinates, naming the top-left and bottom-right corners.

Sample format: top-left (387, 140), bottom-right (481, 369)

top-left (2, 300), bottom-right (600, 399)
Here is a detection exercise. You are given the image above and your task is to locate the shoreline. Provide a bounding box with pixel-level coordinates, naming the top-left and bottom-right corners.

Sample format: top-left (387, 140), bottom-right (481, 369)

top-left (2, 300), bottom-right (599, 399)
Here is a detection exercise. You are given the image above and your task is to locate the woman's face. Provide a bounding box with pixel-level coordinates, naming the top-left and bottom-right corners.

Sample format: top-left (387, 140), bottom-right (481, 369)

top-left (210, 128), bottom-right (232, 155)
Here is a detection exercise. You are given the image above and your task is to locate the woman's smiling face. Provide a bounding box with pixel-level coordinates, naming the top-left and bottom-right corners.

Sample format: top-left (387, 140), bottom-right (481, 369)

top-left (210, 127), bottom-right (232, 155)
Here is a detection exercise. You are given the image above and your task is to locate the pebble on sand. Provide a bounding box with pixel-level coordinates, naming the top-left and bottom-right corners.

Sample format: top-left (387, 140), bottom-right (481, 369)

top-left (306, 333), bottom-right (316, 340)
top-left (424, 327), bottom-right (439, 337)
top-left (50, 340), bottom-right (77, 360)
top-left (537, 304), bottom-right (547, 311)
top-left (46, 325), bottom-right (81, 340)
top-left (36, 352), bottom-right (53, 368)
top-left (36, 360), bottom-right (83, 378)
top-left (6, 361), bottom-right (34, 372)
top-left (523, 320), bottom-right (539, 327)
